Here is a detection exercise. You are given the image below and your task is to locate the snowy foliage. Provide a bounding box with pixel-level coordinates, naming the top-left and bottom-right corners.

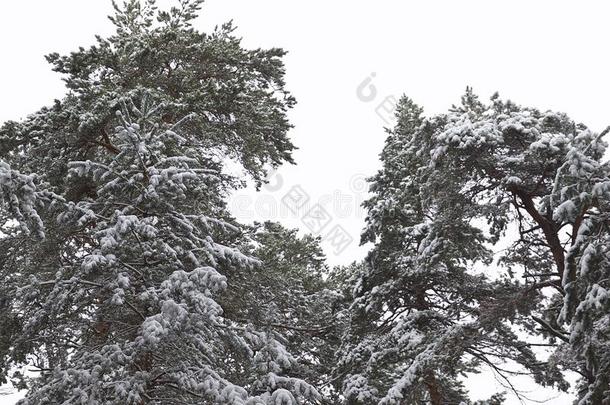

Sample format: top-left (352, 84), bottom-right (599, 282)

top-left (337, 90), bottom-right (609, 404)
top-left (0, 1), bottom-right (321, 404)
top-left (0, 162), bottom-right (59, 239)
top-left (1, 102), bottom-right (323, 404)
top-left (1, 1), bottom-right (609, 403)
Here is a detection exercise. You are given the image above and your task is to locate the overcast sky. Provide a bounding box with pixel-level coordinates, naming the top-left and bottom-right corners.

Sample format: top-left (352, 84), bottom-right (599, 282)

top-left (1, 1), bottom-right (609, 403)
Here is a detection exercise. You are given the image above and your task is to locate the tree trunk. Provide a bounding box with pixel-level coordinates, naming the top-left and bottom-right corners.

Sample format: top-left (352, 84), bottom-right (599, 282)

top-left (424, 370), bottom-right (443, 405)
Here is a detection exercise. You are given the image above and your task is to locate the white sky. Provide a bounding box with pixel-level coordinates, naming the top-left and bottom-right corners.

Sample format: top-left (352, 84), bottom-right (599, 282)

top-left (1, 1), bottom-right (609, 403)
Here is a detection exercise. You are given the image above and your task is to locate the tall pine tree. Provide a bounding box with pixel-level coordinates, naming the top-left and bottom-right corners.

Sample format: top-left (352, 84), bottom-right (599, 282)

top-left (0, 1), bottom-right (320, 403)
top-left (335, 90), bottom-right (610, 404)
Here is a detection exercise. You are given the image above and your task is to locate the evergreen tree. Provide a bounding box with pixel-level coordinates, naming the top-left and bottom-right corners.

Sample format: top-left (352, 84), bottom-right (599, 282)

top-left (227, 222), bottom-right (344, 403)
top-left (2, 1), bottom-right (608, 403)
top-left (0, 1), bottom-right (320, 404)
top-left (335, 90), bottom-right (610, 404)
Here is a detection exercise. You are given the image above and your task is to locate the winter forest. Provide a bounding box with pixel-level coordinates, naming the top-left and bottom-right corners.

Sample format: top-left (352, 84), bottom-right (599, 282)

top-left (0, 1), bottom-right (609, 404)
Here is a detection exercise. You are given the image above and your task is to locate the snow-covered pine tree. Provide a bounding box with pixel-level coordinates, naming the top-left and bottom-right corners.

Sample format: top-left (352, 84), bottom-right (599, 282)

top-left (551, 122), bottom-right (610, 404)
top-left (226, 222), bottom-right (344, 403)
top-left (0, 1), bottom-right (321, 404)
top-left (335, 91), bottom-right (610, 404)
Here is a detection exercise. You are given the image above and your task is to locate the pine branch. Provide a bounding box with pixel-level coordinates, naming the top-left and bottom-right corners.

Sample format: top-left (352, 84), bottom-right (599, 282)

top-left (531, 316), bottom-right (569, 343)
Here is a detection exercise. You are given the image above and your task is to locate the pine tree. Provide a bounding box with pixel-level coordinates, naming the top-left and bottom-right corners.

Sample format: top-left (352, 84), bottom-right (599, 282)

top-left (0, 1), bottom-right (320, 404)
top-left (335, 90), bottom-right (610, 404)
top-left (226, 222), bottom-right (344, 403)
